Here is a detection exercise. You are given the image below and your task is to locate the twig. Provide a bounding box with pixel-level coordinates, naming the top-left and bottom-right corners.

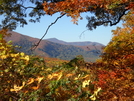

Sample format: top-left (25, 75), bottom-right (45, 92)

top-left (31, 13), bottom-right (66, 51)
top-left (79, 29), bottom-right (88, 39)
top-left (20, 5), bottom-right (35, 9)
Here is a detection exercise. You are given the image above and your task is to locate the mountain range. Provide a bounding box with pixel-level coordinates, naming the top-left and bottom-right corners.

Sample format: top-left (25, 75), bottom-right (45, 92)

top-left (5, 31), bottom-right (105, 62)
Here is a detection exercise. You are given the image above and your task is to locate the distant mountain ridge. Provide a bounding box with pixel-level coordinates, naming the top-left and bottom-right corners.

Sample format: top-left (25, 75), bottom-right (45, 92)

top-left (46, 38), bottom-right (104, 46)
top-left (46, 38), bottom-right (104, 51)
top-left (5, 31), bottom-right (104, 62)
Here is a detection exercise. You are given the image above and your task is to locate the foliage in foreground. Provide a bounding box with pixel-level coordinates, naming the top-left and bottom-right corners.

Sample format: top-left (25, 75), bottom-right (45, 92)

top-left (0, 10), bottom-right (134, 100)
top-left (0, 29), bottom-right (100, 100)
top-left (93, 10), bottom-right (134, 100)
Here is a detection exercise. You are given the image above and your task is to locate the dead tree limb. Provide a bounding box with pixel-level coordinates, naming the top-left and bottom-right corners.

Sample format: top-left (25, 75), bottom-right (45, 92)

top-left (31, 13), bottom-right (66, 51)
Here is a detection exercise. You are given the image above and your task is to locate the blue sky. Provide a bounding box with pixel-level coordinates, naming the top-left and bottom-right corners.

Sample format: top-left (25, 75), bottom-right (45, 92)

top-left (14, 12), bottom-right (122, 45)
top-left (0, 1), bottom-right (123, 46)
top-left (0, 12), bottom-right (122, 45)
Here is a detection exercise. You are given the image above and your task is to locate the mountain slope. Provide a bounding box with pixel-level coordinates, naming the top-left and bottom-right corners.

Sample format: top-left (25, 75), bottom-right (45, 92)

top-left (46, 38), bottom-right (104, 46)
top-left (46, 38), bottom-right (104, 51)
top-left (5, 31), bottom-right (103, 62)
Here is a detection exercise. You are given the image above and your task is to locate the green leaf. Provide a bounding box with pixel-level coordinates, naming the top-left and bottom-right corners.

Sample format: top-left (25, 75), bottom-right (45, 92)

top-left (67, 98), bottom-right (77, 101)
top-left (0, 34), bottom-right (3, 40)
top-left (77, 85), bottom-right (82, 92)
top-left (7, 40), bottom-right (12, 44)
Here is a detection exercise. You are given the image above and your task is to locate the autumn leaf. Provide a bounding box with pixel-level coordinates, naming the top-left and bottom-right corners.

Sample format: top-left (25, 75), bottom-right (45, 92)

top-left (36, 76), bottom-right (44, 83)
top-left (27, 78), bottom-right (34, 85)
top-left (90, 87), bottom-right (101, 100)
top-left (10, 82), bottom-right (25, 92)
top-left (82, 80), bottom-right (90, 88)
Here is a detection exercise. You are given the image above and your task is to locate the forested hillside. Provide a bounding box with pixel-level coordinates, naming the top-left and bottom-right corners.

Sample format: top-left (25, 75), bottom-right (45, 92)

top-left (46, 38), bottom-right (104, 46)
top-left (5, 31), bottom-right (103, 61)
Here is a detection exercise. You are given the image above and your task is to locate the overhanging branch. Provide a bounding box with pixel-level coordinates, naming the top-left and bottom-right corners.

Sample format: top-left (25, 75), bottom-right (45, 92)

top-left (31, 13), bottom-right (66, 51)
top-left (20, 5), bottom-right (35, 9)
top-left (86, 6), bottom-right (129, 30)
top-left (101, 9), bottom-right (129, 26)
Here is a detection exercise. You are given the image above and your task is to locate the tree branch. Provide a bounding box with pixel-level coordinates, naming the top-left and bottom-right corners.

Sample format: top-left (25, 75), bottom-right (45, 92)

top-left (105, 9), bottom-right (129, 26)
top-left (79, 29), bottom-right (88, 39)
top-left (31, 13), bottom-right (66, 51)
top-left (87, 7), bottom-right (129, 30)
top-left (20, 5), bottom-right (35, 9)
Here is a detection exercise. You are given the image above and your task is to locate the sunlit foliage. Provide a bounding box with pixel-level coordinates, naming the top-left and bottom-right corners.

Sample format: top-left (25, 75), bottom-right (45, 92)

top-left (0, 0), bottom-right (134, 30)
top-left (0, 29), bottom-right (100, 100)
top-left (1, 1), bottom-right (134, 100)
top-left (43, 0), bottom-right (134, 29)
top-left (92, 9), bottom-right (134, 100)
top-left (0, 29), bottom-right (46, 100)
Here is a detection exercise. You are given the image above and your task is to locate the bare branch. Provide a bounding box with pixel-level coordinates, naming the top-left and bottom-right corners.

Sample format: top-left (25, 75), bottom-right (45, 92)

top-left (79, 29), bottom-right (88, 39)
top-left (20, 5), bottom-right (35, 9)
top-left (31, 13), bottom-right (66, 51)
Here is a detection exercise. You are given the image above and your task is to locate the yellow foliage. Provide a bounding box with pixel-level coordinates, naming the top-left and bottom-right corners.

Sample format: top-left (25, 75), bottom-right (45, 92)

top-left (47, 72), bottom-right (63, 80)
top-left (10, 82), bottom-right (25, 93)
top-left (27, 78), bottom-right (34, 85)
top-left (36, 76), bottom-right (44, 83)
top-left (31, 85), bottom-right (39, 90)
top-left (20, 52), bottom-right (25, 56)
top-left (45, 68), bottom-right (52, 71)
top-left (74, 74), bottom-right (81, 80)
top-left (66, 73), bottom-right (74, 77)
top-left (82, 80), bottom-right (90, 88)
top-left (90, 87), bottom-right (101, 100)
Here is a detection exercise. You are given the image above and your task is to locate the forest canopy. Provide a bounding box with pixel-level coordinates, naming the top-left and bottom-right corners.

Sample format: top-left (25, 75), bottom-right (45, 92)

top-left (0, 0), bottom-right (133, 30)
